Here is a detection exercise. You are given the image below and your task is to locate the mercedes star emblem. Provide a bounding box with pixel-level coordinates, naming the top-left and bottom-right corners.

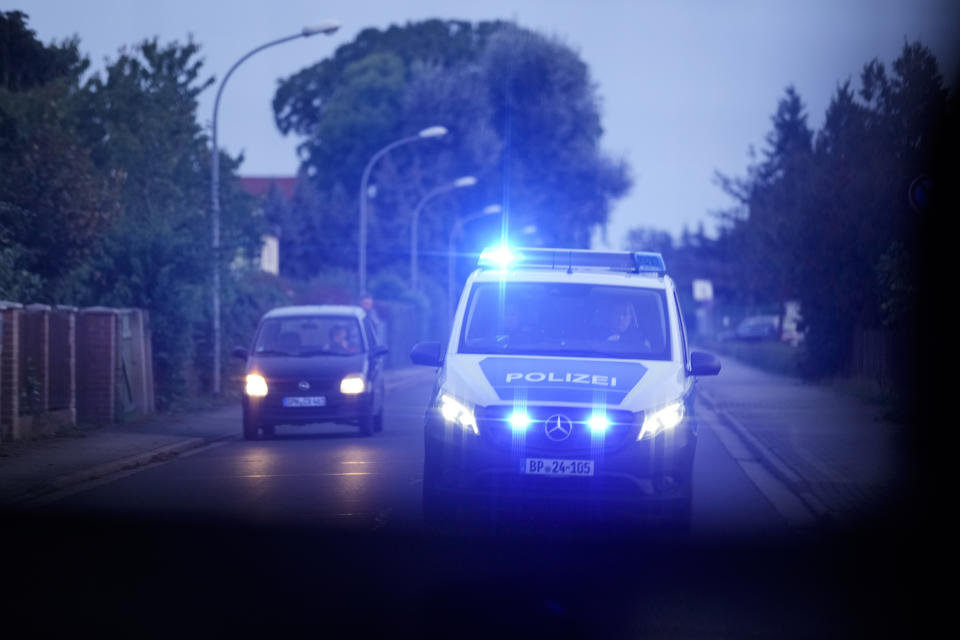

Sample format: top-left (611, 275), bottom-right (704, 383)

top-left (298, 381), bottom-right (311, 391)
top-left (544, 414), bottom-right (574, 442)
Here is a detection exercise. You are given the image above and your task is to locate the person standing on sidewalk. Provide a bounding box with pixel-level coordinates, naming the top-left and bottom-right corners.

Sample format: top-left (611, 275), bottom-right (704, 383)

top-left (359, 290), bottom-right (386, 347)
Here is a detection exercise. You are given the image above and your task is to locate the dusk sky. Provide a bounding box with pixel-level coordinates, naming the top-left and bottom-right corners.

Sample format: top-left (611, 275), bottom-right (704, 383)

top-left (13, 0), bottom-right (960, 248)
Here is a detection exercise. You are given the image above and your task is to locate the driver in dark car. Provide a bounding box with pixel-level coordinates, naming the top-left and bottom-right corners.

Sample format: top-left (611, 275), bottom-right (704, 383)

top-left (324, 324), bottom-right (354, 354)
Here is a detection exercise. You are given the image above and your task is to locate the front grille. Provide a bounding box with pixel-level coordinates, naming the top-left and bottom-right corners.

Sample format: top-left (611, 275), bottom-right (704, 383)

top-left (475, 405), bottom-right (639, 454)
top-left (261, 378), bottom-right (340, 408)
top-left (267, 378), bottom-right (339, 394)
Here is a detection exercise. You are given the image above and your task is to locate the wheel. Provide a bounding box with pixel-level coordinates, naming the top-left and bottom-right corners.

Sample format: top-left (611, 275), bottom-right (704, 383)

top-left (422, 433), bottom-right (457, 531)
top-left (242, 411), bottom-right (260, 441)
top-left (658, 484), bottom-right (693, 533)
top-left (373, 380), bottom-right (385, 432)
top-left (261, 424), bottom-right (276, 439)
top-left (358, 414), bottom-right (374, 437)
top-left (422, 483), bottom-right (457, 532)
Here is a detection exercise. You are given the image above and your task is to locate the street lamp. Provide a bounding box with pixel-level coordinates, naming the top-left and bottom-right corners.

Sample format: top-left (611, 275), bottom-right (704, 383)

top-left (448, 204), bottom-right (502, 320)
top-left (358, 126), bottom-right (447, 293)
top-left (410, 176), bottom-right (477, 291)
top-left (210, 21), bottom-right (340, 395)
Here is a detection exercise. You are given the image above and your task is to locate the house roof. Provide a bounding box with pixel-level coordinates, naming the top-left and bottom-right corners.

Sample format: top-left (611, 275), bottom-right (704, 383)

top-left (239, 176), bottom-right (297, 202)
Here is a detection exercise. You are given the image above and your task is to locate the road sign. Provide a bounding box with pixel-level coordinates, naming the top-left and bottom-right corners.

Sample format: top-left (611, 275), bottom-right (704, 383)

top-left (692, 279), bottom-right (713, 302)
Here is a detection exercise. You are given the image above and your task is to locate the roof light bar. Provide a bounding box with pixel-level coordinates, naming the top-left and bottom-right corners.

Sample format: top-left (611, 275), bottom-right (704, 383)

top-left (478, 246), bottom-right (523, 269)
top-left (477, 247), bottom-right (666, 275)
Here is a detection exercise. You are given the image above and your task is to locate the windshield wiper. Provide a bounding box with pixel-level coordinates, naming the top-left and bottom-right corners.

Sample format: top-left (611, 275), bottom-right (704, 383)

top-left (254, 349), bottom-right (292, 356)
top-left (298, 349), bottom-right (358, 357)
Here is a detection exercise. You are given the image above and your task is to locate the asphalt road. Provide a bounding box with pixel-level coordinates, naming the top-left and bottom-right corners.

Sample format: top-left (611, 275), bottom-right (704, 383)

top-left (42, 376), bottom-right (792, 538)
top-left (6, 375), bottom-right (915, 636)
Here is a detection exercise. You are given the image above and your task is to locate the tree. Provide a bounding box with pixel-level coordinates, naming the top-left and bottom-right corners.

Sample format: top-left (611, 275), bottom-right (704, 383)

top-left (0, 11), bottom-right (87, 91)
top-left (65, 38), bottom-right (262, 405)
top-left (714, 42), bottom-right (950, 380)
top-left (715, 86), bottom-right (813, 323)
top-left (271, 20), bottom-right (630, 289)
top-left (0, 10), bottom-right (120, 300)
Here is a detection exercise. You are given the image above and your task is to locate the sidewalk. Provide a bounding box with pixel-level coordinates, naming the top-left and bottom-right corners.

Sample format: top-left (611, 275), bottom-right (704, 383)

top-left (695, 354), bottom-right (910, 527)
top-left (0, 366), bottom-right (435, 506)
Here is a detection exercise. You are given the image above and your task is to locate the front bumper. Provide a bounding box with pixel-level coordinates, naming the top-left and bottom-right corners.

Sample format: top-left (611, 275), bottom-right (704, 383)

top-left (244, 393), bottom-right (375, 427)
top-left (423, 407), bottom-right (697, 505)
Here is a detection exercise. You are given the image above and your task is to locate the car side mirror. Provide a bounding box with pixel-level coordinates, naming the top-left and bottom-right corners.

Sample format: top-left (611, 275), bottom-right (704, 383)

top-left (372, 345), bottom-right (389, 359)
top-left (231, 346), bottom-right (248, 360)
top-left (410, 341), bottom-right (443, 367)
top-left (689, 350), bottom-right (721, 376)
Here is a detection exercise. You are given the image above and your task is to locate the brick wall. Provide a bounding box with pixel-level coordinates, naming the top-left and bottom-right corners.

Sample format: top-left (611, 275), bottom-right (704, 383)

top-left (0, 306), bottom-right (21, 441)
top-left (20, 306), bottom-right (51, 418)
top-left (77, 310), bottom-right (117, 425)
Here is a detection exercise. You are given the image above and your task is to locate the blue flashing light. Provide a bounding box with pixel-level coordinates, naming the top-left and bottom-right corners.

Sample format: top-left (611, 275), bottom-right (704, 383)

top-left (509, 411), bottom-right (531, 431)
top-left (477, 246), bottom-right (666, 275)
top-left (587, 414), bottom-right (609, 433)
top-left (478, 246), bottom-right (521, 269)
top-left (633, 252), bottom-right (666, 276)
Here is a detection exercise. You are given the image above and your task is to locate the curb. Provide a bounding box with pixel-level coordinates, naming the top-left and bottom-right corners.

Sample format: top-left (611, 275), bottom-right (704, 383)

top-left (697, 389), bottom-right (832, 522)
top-left (6, 435), bottom-right (230, 506)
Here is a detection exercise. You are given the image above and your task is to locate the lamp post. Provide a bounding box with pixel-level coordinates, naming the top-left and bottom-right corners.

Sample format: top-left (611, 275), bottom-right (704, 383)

top-left (410, 176), bottom-right (477, 291)
top-left (447, 204), bottom-right (502, 321)
top-left (210, 21), bottom-right (340, 395)
top-left (358, 125), bottom-right (447, 293)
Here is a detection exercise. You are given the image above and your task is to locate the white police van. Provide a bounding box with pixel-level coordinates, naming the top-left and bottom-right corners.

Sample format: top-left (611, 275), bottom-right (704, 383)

top-left (410, 247), bottom-right (721, 529)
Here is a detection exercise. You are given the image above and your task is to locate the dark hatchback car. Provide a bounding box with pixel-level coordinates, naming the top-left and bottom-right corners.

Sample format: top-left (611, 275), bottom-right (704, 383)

top-left (233, 305), bottom-right (388, 439)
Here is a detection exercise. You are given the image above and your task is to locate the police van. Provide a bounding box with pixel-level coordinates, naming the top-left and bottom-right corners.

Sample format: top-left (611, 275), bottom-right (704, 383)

top-left (410, 247), bottom-right (721, 529)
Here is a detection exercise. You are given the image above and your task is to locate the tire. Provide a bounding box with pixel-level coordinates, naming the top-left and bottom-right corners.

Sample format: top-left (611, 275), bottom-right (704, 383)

top-left (422, 483), bottom-right (457, 532)
top-left (422, 433), bottom-right (457, 531)
top-left (242, 411), bottom-right (260, 441)
top-left (373, 409), bottom-right (384, 433)
top-left (358, 414), bottom-right (374, 437)
top-left (660, 486), bottom-right (693, 533)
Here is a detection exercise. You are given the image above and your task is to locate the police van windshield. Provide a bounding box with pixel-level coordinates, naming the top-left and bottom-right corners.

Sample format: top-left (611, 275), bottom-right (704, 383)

top-left (459, 282), bottom-right (671, 360)
top-left (254, 316), bottom-right (365, 356)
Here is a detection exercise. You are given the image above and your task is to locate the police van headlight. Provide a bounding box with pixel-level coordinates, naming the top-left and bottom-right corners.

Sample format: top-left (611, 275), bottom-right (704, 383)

top-left (637, 401), bottom-right (685, 440)
top-left (439, 393), bottom-right (478, 435)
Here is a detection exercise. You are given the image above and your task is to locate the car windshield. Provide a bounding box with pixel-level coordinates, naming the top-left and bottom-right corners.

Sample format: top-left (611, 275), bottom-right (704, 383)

top-left (253, 316), bottom-right (364, 356)
top-left (459, 282), bottom-right (671, 360)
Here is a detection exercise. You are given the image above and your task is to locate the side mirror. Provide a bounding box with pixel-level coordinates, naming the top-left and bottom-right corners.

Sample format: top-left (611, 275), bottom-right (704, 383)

top-left (410, 341), bottom-right (443, 367)
top-left (372, 345), bottom-right (389, 359)
top-left (689, 350), bottom-right (721, 376)
top-left (231, 346), bottom-right (248, 360)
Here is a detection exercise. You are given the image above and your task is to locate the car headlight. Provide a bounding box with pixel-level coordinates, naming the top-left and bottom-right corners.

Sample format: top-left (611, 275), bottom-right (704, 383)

top-left (637, 400), bottom-right (685, 440)
top-left (439, 393), bottom-right (478, 435)
top-left (245, 373), bottom-right (268, 397)
top-left (340, 374), bottom-right (366, 395)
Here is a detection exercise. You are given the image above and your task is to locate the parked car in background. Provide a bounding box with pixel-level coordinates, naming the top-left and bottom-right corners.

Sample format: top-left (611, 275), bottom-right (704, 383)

top-left (718, 303), bottom-right (805, 346)
top-left (734, 315), bottom-right (781, 341)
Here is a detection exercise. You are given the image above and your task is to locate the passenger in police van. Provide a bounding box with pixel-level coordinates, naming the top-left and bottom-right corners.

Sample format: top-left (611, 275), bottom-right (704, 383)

top-left (605, 301), bottom-right (651, 350)
top-left (496, 299), bottom-right (539, 346)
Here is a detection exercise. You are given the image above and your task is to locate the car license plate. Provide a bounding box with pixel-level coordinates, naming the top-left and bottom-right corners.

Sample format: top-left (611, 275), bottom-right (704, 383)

top-left (523, 458), bottom-right (594, 477)
top-left (282, 396), bottom-right (326, 407)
